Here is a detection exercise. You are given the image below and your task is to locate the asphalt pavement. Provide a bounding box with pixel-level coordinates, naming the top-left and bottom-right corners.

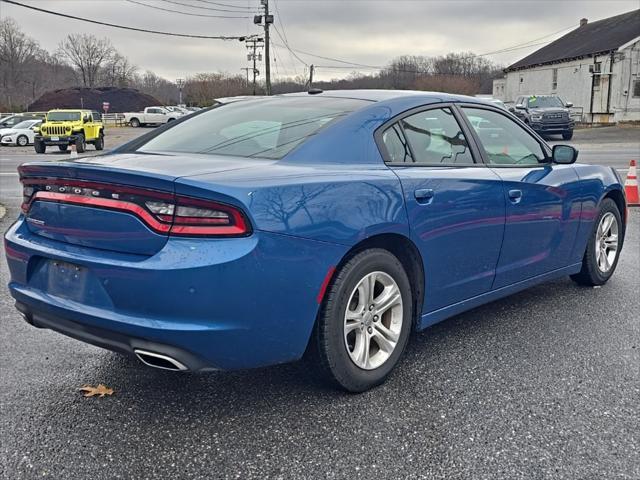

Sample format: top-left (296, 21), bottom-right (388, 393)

top-left (0, 126), bottom-right (639, 479)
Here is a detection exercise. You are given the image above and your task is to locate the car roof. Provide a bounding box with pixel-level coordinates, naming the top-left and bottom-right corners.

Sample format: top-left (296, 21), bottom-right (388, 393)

top-left (279, 89), bottom-right (482, 103)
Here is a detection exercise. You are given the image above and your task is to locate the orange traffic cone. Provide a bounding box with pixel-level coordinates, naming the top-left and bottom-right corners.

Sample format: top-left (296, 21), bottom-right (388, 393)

top-left (70, 142), bottom-right (77, 158)
top-left (624, 160), bottom-right (639, 206)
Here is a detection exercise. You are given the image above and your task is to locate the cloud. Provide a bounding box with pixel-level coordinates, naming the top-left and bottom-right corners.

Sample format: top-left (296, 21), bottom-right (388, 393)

top-left (1, 0), bottom-right (638, 81)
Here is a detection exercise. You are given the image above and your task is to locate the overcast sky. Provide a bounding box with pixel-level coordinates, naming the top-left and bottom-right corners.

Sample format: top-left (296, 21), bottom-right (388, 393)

top-left (1, 0), bottom-right (638, 81)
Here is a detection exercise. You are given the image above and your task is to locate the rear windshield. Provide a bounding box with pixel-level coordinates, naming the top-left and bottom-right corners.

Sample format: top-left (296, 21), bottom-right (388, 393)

top-left (137, 96), bottom-right (370, 159)
top-left (47, 112), bottom-right (81, 122)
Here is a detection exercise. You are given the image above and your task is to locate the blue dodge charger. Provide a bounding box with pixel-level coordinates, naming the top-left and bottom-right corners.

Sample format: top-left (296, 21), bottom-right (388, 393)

top-left (4, 90), bottom-right (627, 392)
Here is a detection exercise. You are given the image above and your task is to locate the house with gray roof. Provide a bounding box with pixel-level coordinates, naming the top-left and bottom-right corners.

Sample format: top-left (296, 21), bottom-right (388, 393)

top-left (493, 10), bottom-right (640, 123)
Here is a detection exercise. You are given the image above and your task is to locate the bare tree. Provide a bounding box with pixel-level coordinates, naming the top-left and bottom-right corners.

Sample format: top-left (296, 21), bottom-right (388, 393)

top-left (57, 34), bottom-right (114, 87)
top-left (0, 18), bottom-right (41, 108)
top-left (102, 52), bottom-right (137, 87)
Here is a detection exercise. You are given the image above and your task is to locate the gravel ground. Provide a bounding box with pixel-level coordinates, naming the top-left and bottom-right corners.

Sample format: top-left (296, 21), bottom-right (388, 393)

top-left (0, 206), bottom-right (638, 480)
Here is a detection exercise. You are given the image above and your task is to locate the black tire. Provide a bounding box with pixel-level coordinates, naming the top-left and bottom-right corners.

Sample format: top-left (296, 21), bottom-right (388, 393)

top-left (312, 248), bottom-right (413, 392)
top-left (562, 130), bottom-right (574, 140)
top-left (16, 135), bottom-right (28, 147)
top-left (58, 145), bottom-right (68, 152)
top-left (571, 198), bottom-right (623, 286)
top-left (34, 139), bottom-right (46, 154)
top-left (167, 117), bottom-right (176, 123)
top-left (129, 118), bottom-right (140, 128)
top-left (75, 134), bottom-right (86, 153)
top-left (94, 134), bottom-right (104, 151)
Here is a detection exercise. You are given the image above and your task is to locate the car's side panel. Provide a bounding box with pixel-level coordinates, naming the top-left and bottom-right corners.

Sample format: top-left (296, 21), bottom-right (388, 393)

top-left (176, 163), bottom-right (410, 246)
top-left (419, 262), bottom-right (582, 329)
top-left (391, 166), bottom-right (506, 316)
top-left (490, 164), bottom-right (583, 288)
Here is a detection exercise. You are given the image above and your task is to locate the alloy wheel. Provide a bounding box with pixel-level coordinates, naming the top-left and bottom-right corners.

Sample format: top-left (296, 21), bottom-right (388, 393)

top-left (595, 212), bottom-right (619, 273)
top-left (343, 271), bottom-right (403, 370)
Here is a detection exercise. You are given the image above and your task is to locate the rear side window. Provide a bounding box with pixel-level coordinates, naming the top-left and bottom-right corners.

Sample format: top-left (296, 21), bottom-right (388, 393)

top-left (138, 97), bottom-right (370, 159)
top-left (381, 107), bottom-right (474, 165)
top-left (381, 124), bottom-right (412, 163)
top-left (462, 107), bottom-right (546, 165)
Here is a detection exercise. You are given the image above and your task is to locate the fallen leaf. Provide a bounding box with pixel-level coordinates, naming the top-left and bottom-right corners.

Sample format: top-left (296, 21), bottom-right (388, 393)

top-left (79, 384), bottom-right (114, 398)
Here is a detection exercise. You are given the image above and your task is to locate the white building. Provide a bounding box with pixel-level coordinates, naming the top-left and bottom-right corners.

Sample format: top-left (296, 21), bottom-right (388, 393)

top-left (493, 10), bottom-right (640, 123)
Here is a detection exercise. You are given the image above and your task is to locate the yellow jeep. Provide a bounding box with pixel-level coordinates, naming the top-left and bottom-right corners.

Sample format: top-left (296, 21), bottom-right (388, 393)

top-left (34, 109), bottom-right (104, 154)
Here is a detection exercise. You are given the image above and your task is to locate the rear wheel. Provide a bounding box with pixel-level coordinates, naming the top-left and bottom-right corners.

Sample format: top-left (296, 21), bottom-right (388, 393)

top-left (129, 118), bottom-right (140, 128)
top-left (17, 135), bottom-right (28, 147)
top-left (313, 249), bottom-right (413, 392)
top-left (75, 134), bottom-right (86, 153)
top-left (571, 198), bottom-right (622, 286)
top-left (34, 139), bottom-right (46, 154)
top-left (562, 130), bottom-right (574, 140)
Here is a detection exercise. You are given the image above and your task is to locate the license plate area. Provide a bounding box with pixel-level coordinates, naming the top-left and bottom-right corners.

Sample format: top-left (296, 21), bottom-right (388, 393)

top-left (46, 260), bottom-right (87, 300)
top-left (50, 136), bottom-right (60, 141)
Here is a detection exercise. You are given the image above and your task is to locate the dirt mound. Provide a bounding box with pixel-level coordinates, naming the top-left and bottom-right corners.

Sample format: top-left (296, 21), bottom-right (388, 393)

top-left (28, 87), bottom-right (161, 113)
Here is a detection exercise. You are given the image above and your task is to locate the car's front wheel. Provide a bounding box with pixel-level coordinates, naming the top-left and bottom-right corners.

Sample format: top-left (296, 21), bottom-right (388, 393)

top-left (571, 198), bottom-right (623, 286)
top-left (34, 139), bottom-right (45, 154)
top-left (562, 130), bottom-right (574, 140)
top-left (17, 135), bottom-right (28, 147)
top-left (314, 249), bottom-right (413, 392)
top-left (75, 134), bottom-right (86, 153)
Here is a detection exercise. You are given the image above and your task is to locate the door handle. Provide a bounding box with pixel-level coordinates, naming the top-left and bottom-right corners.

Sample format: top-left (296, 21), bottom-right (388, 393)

top-left (414, 188), bottom-right (434, 204)
top-left (508, 189), bottom-right (523, 203)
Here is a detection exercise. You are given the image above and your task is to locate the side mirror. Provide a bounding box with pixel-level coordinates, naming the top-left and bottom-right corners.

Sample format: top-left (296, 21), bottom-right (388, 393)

top-left (565, 102), bottom-right (573, 108)
top-left (552, 145), bottom-right (578, 164)
top-left (515, 104), bottom-right (525, 109)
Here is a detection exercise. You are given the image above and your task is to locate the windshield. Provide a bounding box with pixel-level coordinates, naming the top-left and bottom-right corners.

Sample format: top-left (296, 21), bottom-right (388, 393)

top-left (137, 96), bottom-right (370, 159)
top-left (526, 96), bottom-right (564, 108)
top-left (13, 120), bottom-right (37, 129)
top-left (47, 112), bottom-right (81, 122)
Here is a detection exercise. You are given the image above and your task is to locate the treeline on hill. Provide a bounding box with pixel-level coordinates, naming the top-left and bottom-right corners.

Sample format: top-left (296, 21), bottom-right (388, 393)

top-left (1, 17), bottom-right (502, 111)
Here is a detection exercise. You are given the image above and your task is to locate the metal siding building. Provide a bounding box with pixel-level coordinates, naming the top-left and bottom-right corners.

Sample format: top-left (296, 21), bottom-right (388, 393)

top-left (493, 10), bottom-right (640, 123)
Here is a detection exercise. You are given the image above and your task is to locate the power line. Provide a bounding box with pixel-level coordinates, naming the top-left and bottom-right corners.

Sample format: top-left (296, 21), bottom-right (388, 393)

top-left (0, 0), bottom-right (248, 39)
top-left (125, 0), bottom-right (250, 18)
top-left (158, 0), bottom-right (255, 13)
top-left (274, 24), bottom-right (576, 72)
top-left (272, 25), bottom-right (308, 67)
top-left (189, 0), bottom-right (256, 10)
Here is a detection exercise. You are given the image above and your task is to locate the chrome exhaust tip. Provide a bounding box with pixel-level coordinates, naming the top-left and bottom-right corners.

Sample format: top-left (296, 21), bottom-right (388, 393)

top-left (134, 349), bottom-right (189, 372)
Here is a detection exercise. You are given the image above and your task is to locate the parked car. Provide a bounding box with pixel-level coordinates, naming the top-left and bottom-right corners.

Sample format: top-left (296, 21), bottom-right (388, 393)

top-left (0, 113), bottom-right (44, 129)
top-left (5, 91), bottom-right (626, 392)
top-left (123, 106), bottom-right (182, 127)
top-left (0, 119), bottom-right (42, 146)
top-left (510, 95), bottom-right (575, 140)
top-left (34, 109), bottom-right (104, 154)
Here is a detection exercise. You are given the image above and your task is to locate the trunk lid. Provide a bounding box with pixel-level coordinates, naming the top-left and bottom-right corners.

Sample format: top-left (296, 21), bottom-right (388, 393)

top-left (19, 153), bottom-right (268, 256)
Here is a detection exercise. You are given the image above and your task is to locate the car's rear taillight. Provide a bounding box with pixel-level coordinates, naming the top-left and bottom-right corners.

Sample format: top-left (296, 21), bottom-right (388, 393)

top-left (170, 196), bottom-right (249, 236)
top-left (20, 178), bottom-right (251, 237)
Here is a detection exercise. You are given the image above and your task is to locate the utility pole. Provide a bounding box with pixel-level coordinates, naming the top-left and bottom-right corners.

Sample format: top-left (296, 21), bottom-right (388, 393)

top-left (262, 0), bottom-right (272, 95)
top-left (254, 1), bottom-right (274, 95)
top-left (308, 65), bottom-right (314, 89)
top-left (240, 68), bottom-right (251, 90)
top-left (243, 38), bottom-right (263, 95)
top-left (176, 78), bottom-right (185, 105)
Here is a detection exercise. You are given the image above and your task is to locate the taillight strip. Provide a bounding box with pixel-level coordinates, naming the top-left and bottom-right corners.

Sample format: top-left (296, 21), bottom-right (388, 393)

top-left (29, 192), bottom-right (172, 233)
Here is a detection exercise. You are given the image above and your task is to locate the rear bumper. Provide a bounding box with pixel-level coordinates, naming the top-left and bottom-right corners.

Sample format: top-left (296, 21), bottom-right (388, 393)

top-left (5, 218), bottom-right (347, 370)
